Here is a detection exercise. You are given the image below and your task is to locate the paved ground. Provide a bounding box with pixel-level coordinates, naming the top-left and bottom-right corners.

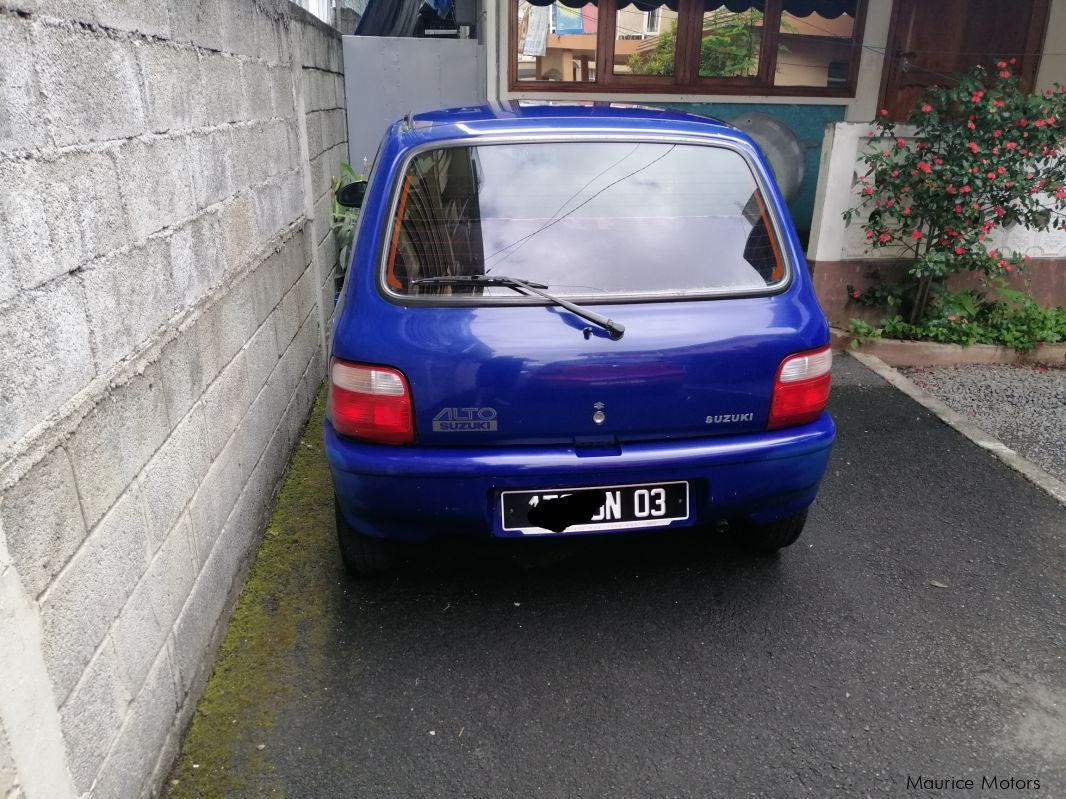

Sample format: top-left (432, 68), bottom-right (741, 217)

top-left (901, 364), bottom-right (1066, 484)
top-left (167, 355), bottom-right (1066, 799)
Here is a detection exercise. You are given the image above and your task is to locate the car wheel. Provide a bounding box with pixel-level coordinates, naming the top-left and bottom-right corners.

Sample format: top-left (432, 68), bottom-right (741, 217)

top-left (741, 509), bottom-right (808, 554)
top-left (335, 499), bottom-right (393, 576)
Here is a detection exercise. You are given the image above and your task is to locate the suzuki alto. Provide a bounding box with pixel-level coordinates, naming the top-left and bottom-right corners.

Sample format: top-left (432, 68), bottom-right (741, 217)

top-left (327, 103), bottom-right (835, 575)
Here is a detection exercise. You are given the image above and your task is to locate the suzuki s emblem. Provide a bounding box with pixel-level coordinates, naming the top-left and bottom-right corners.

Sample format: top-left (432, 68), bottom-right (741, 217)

top-left (592, 401), bottom-right (606, 425)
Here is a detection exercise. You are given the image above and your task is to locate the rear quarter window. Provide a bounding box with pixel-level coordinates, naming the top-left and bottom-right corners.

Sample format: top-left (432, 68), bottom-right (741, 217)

top-left (381, 140), bottom-right (788, 300)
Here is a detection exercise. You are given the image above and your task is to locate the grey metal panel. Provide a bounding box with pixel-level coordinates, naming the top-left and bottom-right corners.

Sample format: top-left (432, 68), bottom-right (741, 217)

top-left (342, 37), bottom-right (488, 171)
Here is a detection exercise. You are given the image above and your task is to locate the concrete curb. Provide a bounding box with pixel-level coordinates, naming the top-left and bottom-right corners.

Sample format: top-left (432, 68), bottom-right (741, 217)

top-left (848, 351), bottom-right (1066, 508)
top-left (831, 329), bottom-right (1066, 367)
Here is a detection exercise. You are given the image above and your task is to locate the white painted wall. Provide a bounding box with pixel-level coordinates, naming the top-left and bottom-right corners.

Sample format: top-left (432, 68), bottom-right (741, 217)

top-left (1037, 0), bottom-right (1066, 90)
top-left (808, 122), bottom-right (1066, 263)
top-left (846, 0), bottom-right (892, 121)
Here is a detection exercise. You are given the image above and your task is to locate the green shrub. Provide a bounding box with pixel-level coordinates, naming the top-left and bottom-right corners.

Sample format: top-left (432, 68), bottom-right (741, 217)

top-left (848, 284), bottom-right (1066, 351)
top-left (844, 61), bottom-right (1066, 349)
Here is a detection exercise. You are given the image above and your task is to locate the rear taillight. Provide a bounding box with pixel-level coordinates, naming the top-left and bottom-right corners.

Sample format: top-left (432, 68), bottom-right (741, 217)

top-left (330, 358), bottom-right (414, 445)
top-left (767, 346), bottom-right (832, 430)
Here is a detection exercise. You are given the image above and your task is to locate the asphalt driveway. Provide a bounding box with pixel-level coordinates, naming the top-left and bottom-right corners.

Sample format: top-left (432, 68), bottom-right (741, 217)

top-left (167, 354), bottom-right (1066, 798)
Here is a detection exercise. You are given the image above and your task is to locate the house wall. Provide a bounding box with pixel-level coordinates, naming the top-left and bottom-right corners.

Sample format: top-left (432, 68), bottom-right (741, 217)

top-left (809, 123), bottom-right (1066, 326)
top-left (0, 2), bottom-right (346, 797)
top-left (1037, 0), bottom-right (1066, 91)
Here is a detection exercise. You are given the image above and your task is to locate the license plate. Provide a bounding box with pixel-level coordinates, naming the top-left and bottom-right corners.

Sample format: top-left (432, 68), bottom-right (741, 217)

top-left (500, 481), bottom-right (690, 535)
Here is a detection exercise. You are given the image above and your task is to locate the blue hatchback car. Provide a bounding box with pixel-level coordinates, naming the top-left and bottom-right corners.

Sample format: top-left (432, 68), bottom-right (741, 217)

top-left (327, 103), bottom-right (835, 574)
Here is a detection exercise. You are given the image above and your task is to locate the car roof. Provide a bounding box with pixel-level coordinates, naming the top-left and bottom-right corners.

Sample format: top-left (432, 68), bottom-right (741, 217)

top-left (398, 101), bottom-right (746, 145)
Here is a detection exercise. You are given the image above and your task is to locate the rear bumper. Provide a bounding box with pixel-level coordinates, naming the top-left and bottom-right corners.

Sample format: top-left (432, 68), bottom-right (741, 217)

top-left (326, 413), bottom-right (835, 541)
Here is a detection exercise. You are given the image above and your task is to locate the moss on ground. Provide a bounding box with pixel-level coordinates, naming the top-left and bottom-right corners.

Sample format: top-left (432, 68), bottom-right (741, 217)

top-left (166, 389), bottom-right (336, 799)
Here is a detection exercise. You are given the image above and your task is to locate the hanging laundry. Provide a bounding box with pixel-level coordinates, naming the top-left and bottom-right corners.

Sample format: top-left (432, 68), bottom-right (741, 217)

top-left (522, 5), bottom-right (550, 56)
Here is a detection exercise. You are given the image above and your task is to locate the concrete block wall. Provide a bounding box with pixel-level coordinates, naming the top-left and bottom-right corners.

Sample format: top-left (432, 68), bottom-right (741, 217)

top-left (0, 2), bottom-right (345, 797)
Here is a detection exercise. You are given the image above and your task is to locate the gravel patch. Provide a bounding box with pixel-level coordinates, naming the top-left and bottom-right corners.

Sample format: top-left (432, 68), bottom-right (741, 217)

top-left (900, 364), bottom-right (1066, 483)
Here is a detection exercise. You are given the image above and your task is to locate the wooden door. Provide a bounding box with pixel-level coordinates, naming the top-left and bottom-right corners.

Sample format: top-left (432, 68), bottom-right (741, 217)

top-left (880, 0), bottom-right (1050, 121)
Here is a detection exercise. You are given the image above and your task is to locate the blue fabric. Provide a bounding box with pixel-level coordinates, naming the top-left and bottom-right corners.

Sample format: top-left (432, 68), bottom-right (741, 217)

top-left (554, 5), bottom-right (585, 33)
top-left (424, 0), bottom-right (453, 15)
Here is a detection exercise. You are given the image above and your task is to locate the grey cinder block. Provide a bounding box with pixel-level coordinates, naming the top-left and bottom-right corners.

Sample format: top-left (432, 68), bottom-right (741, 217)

top-left (66, 364), bottom-right (170, 529)
top-left (219, 191), bottom-right (259, 275)
top-left (110, 513), bottom-right (196, 701)
top-left (78, 236), bottom-right (178, 374)
top-left (201, 352), bottom-right (251, 461)
top-left (41, 484), bottom-right (150, 704)
top-left (188, 433), bottom-right (242, 568)
top-left (96, 0), bottom-right (172, 40)
top-left (214, 274), bottom-right (260, 368)
top-left (0, 278), bottom-right (96, 454)
top-left (273, 277), bottom-right (302, 353)
top-left (0, 150), bottom-right (129, 289)
top-left (242, 61), bottom-right (273, 122)
top-left (198, 53), bottom-right (247, 125)
top-left (166, 0), bottom-right (224, 52)
top-left (114, 135), bottom-right (197, 242)
top-left (190, 129), bottom-right (237, 210)
top-left (58, 639), bottom-right (127, 793)
top-left (136, 40), bottom-right (204, 133)
top-left (250, 247), bottom-right (287, 325)
top-left (90, 646), bottom-right (179, 799)
top-left (35, 25), bottom-right (146, 148)
top-left (244, 318), bottom-right (280, 402)
top-left (139, 403), bottom-right (211, 550)
top-left (159, 322), bottom-right (209, 428)
top-left (0, 14), bottom-right (49, 153)
top-left (0, 447), bottom-right (86, 600)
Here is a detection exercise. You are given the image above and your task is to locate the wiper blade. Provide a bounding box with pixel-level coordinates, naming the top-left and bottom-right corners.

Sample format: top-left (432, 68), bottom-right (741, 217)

top-left (411, 275), bottom-right (549, 289)
top-left (412, 275), bottom-right (625, 340)
top-left (511, 278), bottom-right (625, 341)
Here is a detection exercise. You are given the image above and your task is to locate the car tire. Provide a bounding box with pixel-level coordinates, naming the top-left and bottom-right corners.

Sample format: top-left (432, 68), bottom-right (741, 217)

top-left (742, 509), bottom-right (808, 554)
top-left (335, 499), bottom-right (393, 576)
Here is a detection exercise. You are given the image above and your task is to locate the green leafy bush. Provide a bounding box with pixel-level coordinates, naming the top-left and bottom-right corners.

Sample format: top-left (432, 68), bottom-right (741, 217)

top-left (844, 61), bottom-right (1066, 349)
top-left (848, 284), bottom-right (1066, 350)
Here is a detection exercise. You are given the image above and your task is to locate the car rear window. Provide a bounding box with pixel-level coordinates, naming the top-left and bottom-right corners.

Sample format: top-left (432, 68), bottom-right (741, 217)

top-left (382, 141), bottom-right (787, 300)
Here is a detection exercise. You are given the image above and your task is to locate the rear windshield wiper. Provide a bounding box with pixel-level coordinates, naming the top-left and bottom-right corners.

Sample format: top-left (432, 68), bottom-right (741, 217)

top-left (411, 275), bottom-right (625, 340)
top-left (412, 275), bottom-right (549, 290)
